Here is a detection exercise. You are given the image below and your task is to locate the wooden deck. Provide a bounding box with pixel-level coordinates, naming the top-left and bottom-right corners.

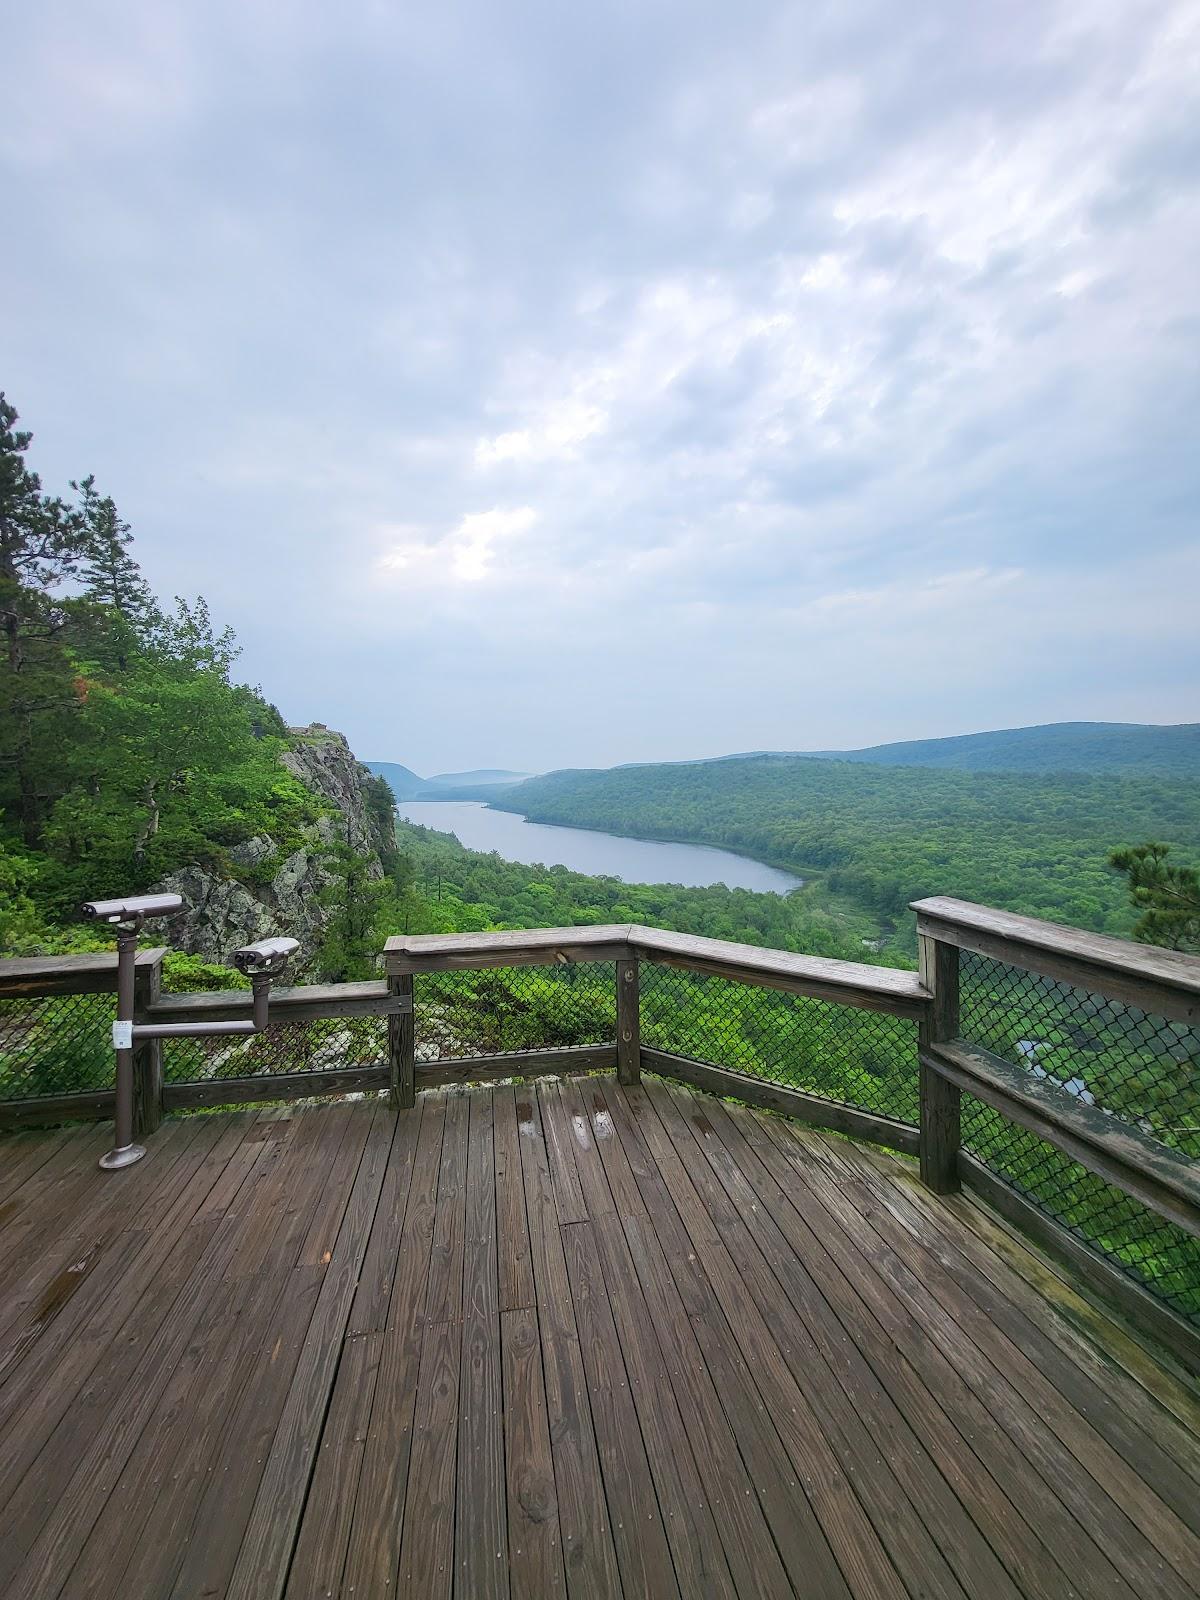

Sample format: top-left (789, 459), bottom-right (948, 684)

top-left (1, 1079), bottom-right (1198, 1600)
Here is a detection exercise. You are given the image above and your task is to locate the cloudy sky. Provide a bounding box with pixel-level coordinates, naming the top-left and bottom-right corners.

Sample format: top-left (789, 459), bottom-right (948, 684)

top-left (3, 0), bottom-right (1197, 775)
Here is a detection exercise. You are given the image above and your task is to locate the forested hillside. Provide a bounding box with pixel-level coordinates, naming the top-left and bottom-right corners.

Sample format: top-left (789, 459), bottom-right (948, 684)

top-left (797, 721), bottom-right (1200, 774)
top-left (494, 757), bottom-right (1200, 947)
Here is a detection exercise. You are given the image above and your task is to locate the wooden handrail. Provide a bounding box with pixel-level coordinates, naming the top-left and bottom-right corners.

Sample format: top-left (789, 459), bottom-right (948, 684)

top-left (148, 980), bottom-right (406, 1025)
top-left (0, 948), bottom-right (167, 998)
top-left (911, 896), bottom-right (1200, 1024)
top-left (384, 923), bottom-right (931, 1018)
top-left (923, 1039), bottom-right (1200, 1239)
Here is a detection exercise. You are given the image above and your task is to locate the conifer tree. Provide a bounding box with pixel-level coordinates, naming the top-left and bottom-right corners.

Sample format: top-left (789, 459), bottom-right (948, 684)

top-left (72, 474), bottom-right (159, 670)
top-left (1109, 842), bottom-right (1200, 952)
top-left (0, 394), bottom-right (91, 843)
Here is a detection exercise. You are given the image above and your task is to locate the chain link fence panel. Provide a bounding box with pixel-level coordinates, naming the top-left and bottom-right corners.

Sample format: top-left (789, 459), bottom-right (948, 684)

top-left (961, 1092), bottom-right (1200, 1326)
top-left (640, 962), bottom-right (919, 1123)
top-left (414, 962), bottom-right (617, 1062)
top-left (162, 1014), bottom-right (388, 1084)
top-left (0, 992), bottom-right (116, 1100)
top-left (958, 949), bottom-right (1200, 1157)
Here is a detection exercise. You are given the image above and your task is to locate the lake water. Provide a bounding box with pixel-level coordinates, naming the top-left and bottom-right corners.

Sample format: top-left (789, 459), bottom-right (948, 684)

top-left (395, 800), bottom-right (802, 893)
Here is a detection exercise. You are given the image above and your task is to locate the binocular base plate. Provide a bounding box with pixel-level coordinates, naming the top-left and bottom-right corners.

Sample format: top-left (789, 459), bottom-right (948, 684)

top-left (99, 1143), bottom-right (147, 1171)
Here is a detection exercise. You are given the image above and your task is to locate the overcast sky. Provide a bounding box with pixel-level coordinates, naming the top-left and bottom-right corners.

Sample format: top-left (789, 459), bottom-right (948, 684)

top-left (3, 1), bottom-right (1197, 776)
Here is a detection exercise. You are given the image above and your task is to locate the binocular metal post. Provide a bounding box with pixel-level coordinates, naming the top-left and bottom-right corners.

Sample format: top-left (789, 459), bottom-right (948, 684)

top-left (99, 923), bottom-right (146, 1170)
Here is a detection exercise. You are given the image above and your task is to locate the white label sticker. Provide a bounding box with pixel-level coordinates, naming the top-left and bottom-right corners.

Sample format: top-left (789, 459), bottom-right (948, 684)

top-left (112, 1020), bottom-right (133, 1050)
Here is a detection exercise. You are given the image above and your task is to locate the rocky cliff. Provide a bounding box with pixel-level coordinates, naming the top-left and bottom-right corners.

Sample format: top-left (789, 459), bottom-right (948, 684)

top-left (156, 725), bottom-right (390, 968)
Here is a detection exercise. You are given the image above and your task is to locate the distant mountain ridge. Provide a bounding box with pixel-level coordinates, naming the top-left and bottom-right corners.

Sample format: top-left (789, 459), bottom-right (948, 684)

top-left (364, 760), bottom-right (533, 800)
top-left (713, 721), bottom-right (1200, 776)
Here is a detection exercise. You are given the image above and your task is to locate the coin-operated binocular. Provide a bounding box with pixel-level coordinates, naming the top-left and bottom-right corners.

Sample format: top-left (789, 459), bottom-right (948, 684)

top-left (80, 894), bottom-right (300, 1170)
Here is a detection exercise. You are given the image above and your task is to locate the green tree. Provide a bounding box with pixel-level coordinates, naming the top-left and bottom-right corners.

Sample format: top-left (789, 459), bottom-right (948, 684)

top-left (0, 395), bottom-right (91, 844)
top-left (1109, 843), bottom-right (1200, 952)
top-left (71, 474), bottom-right (159, 671)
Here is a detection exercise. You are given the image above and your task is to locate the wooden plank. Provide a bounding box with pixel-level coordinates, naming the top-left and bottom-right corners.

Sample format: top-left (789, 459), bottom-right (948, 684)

top-left (925, 1040), bottom-right (1200, 1236)
top-left (399, 1319), bottom-right (463, 1596)
top-left (283, 1331), bottom-right (383, 1600)
top-left (390, 971), bottom-right (415, 1108)
top-left (707, 1096), bottom-right (1123, 1600)
top-left (132, 955), bottom-right (163, 1137)
top-left (385, 925), bottom-right (635, 974)
top-left (643, 1048), bottom-right (920, 1154)
top-left (0, 1126), bottom-right (74, 1203)
top-left (614, 1207), bottom-right (795, 1600)
top-left (0, 949), bottom-right (165, 998)
top-left (771, 1118), bottom-right (1200, 1600)
top-left (833, 1132), bottom-right (1200, 1467)
top-left (538, 1081), bottom-right (590, 1225)
top-left (560, 1220), bottom-right (681, 1600)
top-left (918, 934), bottom-right (961, 1193)
top-left (417, 1045), bottom-right (617, 1087)
top-left (456, 1091), bottom-right (509, 1600)
top-left (0, 1117), bottom-right (267, 1598)
top-left (649, 1080), bottom-right (988, 1600)
top-left (424, 1090), bottom-right (470, 1325)
top-left (501, 1307), bottom-right (565, 1599)
top-left (146, 978), bottom-right (402, 1024)
top-left (225, 1107), bottom-right (395, 1600)
top-left (339, 1094), bottom-right (446, 1598)
top-left (32, 1113), bottom-right (337, 1600)
top-left (616, 1083), bottom-right (880, 1600)
top-left (616, 957), bottom-right (640, 1085)
top-left (493, 1086), bottom-right (536, 1312)
top-left (587, 1213), bottom-right (739, 1600)
top-left (741, 1107), bottom-right (1141, 1600)
top-left (514, 1087), bottom-right (623, 1597)
top-left (0, 1090), bottom-right (116, 1129)
top-left (912, 896), bottom-right (1200, 1024)
top-left (346, 1096), bottom-right (425, 1336)
top-left (959, 1154), bottom-right (1200, 1378)
top-left (632, 924), bottom-right (931, 1017)
top-left (164, 1064), bottom-right (389, 1108)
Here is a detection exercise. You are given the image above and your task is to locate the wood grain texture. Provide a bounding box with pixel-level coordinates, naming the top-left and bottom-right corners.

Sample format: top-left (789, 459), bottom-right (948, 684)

top-left (1, 1082), bottom-right (1196, 1600)
top-left (912, 896), bottom-right (1200, 1024)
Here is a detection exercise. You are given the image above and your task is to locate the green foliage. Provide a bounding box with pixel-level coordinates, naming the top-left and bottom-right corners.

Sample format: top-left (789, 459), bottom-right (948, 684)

top-left (803, 721), bottom-right (1200, 775)
top-left (0, 835), bottom-right (50, 952)
top-left (496, 758), bottom-right (1200, 950)
top-left (1109, 842), bottom-right (1200, 952)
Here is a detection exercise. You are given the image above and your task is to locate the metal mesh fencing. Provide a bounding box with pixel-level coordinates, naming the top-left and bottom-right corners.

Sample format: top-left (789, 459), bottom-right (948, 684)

top-left (0, 992), bottom-right (116, 1100)
top-left (958, 949), bottom-right (1200, 1159)
top-left (639, 962), bottom-right (919, 1123)
top-left (961, 1092), bottom-right (1200, 1327)
top-left (162, 1014), bottom-right (387, 1084)
top-left (414, 962), bottom-right (617, 1062)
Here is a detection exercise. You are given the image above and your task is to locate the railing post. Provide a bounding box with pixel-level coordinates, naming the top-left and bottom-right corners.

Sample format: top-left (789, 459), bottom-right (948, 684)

top-left (389, 972), bottom-right (415, 1109)
top-left (132, 953), bottom-right (164, 1138)
top-left (918, 934), bottom-right (960, 1194)
top-left (616, 956), bottom-right (640, 1086)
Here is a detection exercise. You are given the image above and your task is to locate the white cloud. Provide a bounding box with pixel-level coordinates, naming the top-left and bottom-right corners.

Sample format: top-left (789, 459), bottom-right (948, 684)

top-left (379, 506), bottom-right (538, 584)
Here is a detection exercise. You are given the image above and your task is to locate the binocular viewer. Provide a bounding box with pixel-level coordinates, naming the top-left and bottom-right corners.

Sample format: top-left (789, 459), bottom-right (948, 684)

top-left (82, 890), bottom-right (301, 1171)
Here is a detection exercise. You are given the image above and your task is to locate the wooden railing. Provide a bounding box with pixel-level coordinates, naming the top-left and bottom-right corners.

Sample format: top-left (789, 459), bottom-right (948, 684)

top-left (2, 907), bottom-right (1198, 1366)
top-left (912, 897), bottom-right (1200, 1368)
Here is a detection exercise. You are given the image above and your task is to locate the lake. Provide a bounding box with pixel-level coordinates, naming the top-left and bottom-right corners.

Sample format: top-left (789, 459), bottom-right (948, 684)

top-left (395, 800), bottom-right (802, 893)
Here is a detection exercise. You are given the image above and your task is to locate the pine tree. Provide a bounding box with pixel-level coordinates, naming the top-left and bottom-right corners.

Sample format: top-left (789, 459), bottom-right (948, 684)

top-left (1109, 843), bottom-right (1200, 952)
top-left (72, 474), bottom-right (159, 670)
top-left (0, 395), bottom-right (92, 844)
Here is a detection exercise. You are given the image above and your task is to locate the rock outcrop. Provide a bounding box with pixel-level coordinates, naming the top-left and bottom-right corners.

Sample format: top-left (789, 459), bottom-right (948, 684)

top-left (156, 725), bottom-right (389, 969)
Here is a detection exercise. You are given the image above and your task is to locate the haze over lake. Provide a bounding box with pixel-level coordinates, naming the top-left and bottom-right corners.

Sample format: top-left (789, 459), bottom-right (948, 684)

top-left (396, 800), bottom-right (801, 893)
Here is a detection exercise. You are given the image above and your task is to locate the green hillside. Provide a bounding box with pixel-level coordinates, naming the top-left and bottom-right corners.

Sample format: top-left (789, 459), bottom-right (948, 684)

top-left (364, 760), bottom-right (427, 799)
top-left (798, 721), bottom-right (1200, 774)
top-left (494, 756), bottom-right (1200, 949)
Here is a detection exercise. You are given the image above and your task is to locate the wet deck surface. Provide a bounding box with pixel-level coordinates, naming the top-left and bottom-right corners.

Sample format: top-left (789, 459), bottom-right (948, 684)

top-left (1, 1078), bottom-right (1198, 1599)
